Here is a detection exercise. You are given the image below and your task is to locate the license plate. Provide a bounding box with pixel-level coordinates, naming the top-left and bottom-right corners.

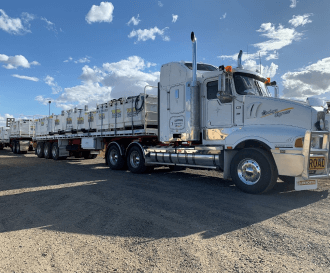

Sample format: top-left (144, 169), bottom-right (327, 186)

top-left (309, 157), bottom-right (325, 170)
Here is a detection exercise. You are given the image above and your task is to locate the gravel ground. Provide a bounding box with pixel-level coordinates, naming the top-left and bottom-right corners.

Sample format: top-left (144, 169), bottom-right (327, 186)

top-left (0, 148), bottom-right (329, 272)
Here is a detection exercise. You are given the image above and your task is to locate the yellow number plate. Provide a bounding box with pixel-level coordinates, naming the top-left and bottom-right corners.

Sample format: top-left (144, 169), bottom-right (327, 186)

top-left (309, 157), bottom-right (325, 170)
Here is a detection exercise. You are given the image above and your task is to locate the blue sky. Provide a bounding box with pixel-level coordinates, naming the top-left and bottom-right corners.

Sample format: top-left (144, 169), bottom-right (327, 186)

top-left (1, 0), bottom-right (330, 126)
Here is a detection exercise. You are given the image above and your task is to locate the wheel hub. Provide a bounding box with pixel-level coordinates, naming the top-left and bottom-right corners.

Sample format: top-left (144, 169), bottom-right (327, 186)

top-left (237, 159), bottom-right (261, 185)
top-left (109, 149), bottom-right (119, 165)
top-left (130, 151), bottom-right (140, 168)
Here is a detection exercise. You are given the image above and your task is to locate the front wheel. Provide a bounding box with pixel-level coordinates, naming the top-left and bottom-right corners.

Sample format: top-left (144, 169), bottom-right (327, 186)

top-left (107, 145), bottom-right (126, 170)
top-left (230, 148), bottom-right (278, 194)
top-left (127, 146), bottom-right (147, 174)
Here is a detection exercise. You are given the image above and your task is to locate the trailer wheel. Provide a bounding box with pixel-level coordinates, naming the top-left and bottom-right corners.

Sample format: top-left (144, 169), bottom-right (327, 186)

top-left (107, 145), bottom-right (126, 170)
top-left (12, 142), bottom-right (16, 153)
top-left (36, 142), bottom-right (44, 158)
top-left (51, 143), bottom-right (60, 160)
top-left (127, 146), bottom-right (147, 174)
top-left (44, 142), bottom-right (52, 159)
top-left (230, 148), bottom-right (278, 194)
top-left (16, 141), bottom-right (21, 154)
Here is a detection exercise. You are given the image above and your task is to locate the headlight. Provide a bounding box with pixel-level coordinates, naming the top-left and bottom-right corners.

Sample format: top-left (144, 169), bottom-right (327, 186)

top-left (311, 136), bottom-right (321, 148)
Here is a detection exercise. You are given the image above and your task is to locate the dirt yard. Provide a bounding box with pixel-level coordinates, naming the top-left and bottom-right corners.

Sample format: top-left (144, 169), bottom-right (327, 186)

top-left (0, 148), bottom-right (329, 272)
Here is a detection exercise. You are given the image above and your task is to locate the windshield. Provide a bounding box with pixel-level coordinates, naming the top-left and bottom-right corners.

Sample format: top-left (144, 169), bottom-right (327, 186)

top-left (233, 72), bottom-right (271, 97)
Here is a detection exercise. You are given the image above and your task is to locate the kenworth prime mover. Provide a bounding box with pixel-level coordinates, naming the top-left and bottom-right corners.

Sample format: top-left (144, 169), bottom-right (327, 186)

top-left (1, 32), bottom-right (329, 194)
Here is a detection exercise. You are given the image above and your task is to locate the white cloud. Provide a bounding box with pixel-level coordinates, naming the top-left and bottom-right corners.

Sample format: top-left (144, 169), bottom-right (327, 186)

top-left (128, 27), bottom-right (170, 43)
top-left (64, 57), bottom-right (73, 63)
top-left (85, 2), bottom-right (114, 24)
top-left (41, 17), bottom-right (58, 35)
top-left (254, 23), bottom-right (302, 52)
top-left (282, 57), bottom-right (330, 99)
top-left (243, 60), bottom-right (278, 78)
top-left (265, 51), bottom-right (279, 61)
top-left (35, 56), bottom-right (159, 110)
top-left (0, 54), bottom-right (40, 69)
top-left (220, 13), bottom-right (226, 20)
top-left (0, 114), bottom-right (14, 128)
top-left (44, 75), bottom-right (62, 94)
top-left (74, 57), bottom-right (91, 64)
top-left (80, 65), bottom-right (106, 83)
top-left (158, 1), bottom-right (163, 7)
top-left (127, 14), bottom-right (140, 26)
top-left (289, 14), bottom-right (312, 27)
top-left (218, 51), bottom-right (268, 63)
top-left (12, 74), bottom-right (39, 82)
top-left (290, 0), bottom-right (297, 8)
top-left (21, 12), bottom-right (35, 29)
top-left (0, 9), bottom-right (29, 34)
top-left (64, 56), bottom-right (90, 64)
top-left (172, 14), bottom-right (178, 23)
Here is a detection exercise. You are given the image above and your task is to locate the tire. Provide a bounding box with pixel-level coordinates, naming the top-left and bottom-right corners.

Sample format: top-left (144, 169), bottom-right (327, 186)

top-left (51, 143), bottom-right (60, 160)
top-left (36, 142), bottom-right (44, 158)
top-left (279, 175), bottom-right (295, 184)
top-left (12, 142), bottom-right (15, 153)
top-left (107, 145), bottom-right (126, 170)
top-left (127, 145), bottom-right (147, 174)
top-left (44, 142), bottom-right (52, 159)
top-left (230, 148), bottom-right (278, 194)
top-left (16, 141), bottom-right (21, 154)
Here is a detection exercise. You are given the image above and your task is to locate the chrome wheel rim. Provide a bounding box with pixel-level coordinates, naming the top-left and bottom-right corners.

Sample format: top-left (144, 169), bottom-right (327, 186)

top-left (130, 150), bottom-right (140, 169)
top-left (109, 149), bottom-right (119, 165)
top-left (237, 158), bottom-right (261, 185)
top-left (44, 147), bottom-right (48, 157)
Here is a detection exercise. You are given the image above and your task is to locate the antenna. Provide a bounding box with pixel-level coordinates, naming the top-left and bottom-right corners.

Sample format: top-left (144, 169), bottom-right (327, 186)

top-left (259, 52), bottom-right (262, 74)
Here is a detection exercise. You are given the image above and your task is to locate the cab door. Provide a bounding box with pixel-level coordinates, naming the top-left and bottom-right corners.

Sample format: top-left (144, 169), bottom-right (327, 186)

top-left (205, 79), bottom-right (233, 128)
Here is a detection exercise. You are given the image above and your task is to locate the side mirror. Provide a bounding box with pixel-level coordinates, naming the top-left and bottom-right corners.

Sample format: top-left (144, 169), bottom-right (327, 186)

top-left (217, 73), bottom-right (233, 103)
top-left (217, 92), bottom-right (233, 103)
top-left (218, 73), bottom-right (226, 93)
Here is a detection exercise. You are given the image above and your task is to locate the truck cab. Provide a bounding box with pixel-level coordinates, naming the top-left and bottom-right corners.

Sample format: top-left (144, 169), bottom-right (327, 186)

top-left (154, 32), bottom-right (330, 193)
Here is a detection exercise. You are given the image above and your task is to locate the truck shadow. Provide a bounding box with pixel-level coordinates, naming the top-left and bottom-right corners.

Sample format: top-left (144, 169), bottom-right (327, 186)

top-left (0, 150), bottom-right (328, 240)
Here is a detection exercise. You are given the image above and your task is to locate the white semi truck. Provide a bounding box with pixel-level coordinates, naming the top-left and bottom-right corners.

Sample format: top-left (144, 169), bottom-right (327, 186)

top-left (1, 32), bottom-right (329, 194)
top-left (0, 118), bottom-right (35, 153)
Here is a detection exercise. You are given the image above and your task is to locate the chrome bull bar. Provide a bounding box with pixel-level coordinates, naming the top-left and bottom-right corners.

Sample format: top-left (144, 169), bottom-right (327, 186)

top-left (302, 130), bottom-right (330, 180)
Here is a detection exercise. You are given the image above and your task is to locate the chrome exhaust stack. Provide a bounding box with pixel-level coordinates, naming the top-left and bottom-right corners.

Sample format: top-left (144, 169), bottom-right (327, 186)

top-left (237, 50), bottom-right (243, 68)
top-left (191, 32), bottom-right (197, 87)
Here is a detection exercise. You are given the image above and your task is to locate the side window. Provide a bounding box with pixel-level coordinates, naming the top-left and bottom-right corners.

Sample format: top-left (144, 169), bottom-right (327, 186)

top-left (207, 79), bottom-right (232, 100)
top-left (207, 81), bottom-right (218, 100)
